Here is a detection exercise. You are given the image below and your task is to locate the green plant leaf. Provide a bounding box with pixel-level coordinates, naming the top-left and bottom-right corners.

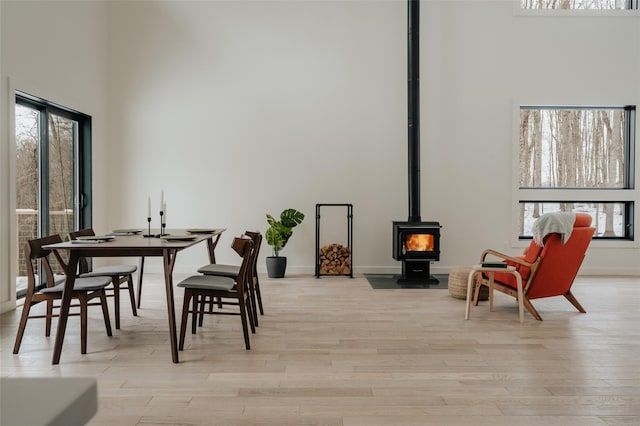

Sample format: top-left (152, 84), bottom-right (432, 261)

top-left (280, 209), bottom-right (304, 228)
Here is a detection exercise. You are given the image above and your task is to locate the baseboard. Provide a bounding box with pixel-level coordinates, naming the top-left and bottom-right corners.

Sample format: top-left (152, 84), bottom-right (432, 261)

top-left (142, 264), bottom-right (640, 278)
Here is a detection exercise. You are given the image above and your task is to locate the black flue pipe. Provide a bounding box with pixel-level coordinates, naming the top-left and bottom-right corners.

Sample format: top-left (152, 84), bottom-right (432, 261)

top-left (407, 0), bottom-right (421, 223)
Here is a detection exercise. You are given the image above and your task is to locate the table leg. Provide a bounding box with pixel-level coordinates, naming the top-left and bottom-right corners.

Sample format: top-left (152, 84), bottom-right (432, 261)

top-left (206, 234), bottom-right (221, 264)
top-left (52, 252), bottom-right (79, 365)
top-left (465, 271), bottom-right (475, 320)
top-left (137, 256), bottom-right (145, 309)
top-left (162, 249), bottom-right (179, 363)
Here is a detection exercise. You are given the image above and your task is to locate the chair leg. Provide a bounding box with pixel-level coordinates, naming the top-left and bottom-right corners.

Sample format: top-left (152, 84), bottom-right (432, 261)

top-left (126, 275), bottom-right (138, 317)
top-left (247, 297), bottom-right (256, 334)
top-left (112, 278), bottom-right (121, 329)
top-left (255, 276), bottom-right (264, 315)
top-left (193, 294), bottom-right (201, 334)
top-left (564, 290), bottom-right (587, 314)
top-left (473, 277), bottom-right (483, 306)
top-left (13, 299), bottom-right (34, 354)
top-left (198, 296), bottom-right (206, 327)
top-left (45, 299), bottom-right (54, 336)
top-left (79, 294), bottom-right (88, 354)
top-left (137, 256), bottom-right (145, 309)
top-left (522, 297), bottom-right (543, 321)
top-left (238, 296), bottom-right (251, 350)
top-left (179, 290), bottom-right (192, 351)
top-left (248, 280), bottom-right (259, 327)
top-left (99, 290), bottom-right (113, 337)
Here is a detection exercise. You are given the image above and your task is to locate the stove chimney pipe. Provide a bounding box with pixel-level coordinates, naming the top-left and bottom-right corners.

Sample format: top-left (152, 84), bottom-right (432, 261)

top-left (407, 0), bottom-right (421, 223)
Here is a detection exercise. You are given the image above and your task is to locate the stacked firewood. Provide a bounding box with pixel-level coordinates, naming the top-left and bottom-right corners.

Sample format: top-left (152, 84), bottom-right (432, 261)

top-left (318, 243), bottom-right (351, 275)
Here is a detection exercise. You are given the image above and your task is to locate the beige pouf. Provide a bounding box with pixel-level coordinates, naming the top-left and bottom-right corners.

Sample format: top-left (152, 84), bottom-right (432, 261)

top-left (448, 266), bottom-right (489, 300)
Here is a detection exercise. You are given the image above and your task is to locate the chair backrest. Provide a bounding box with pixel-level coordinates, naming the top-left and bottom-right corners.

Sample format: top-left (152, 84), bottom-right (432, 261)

top-left (244, 231), bottom-right (262, 281)
top-left (231, 236), bottom-right (254, 295)
top-left (526, 213), bottom-right (595, 299)
top-left (67, 228), bottom-right (96, 273)
top-left (24, 234), bottom-right (63, 295)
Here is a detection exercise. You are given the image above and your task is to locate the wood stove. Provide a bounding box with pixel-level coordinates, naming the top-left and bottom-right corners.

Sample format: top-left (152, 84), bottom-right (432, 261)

top-left (393, 221), bottom-right (441, 283)
top-left (392, 0), bottom-right (442, 284)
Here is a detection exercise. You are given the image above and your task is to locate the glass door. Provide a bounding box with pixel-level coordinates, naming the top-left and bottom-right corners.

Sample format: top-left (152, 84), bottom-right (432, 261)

top-left (15, 93), bottom-right (92, 297)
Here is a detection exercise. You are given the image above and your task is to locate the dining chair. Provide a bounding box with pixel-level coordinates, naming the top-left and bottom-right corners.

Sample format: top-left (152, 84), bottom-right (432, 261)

top-left (68, 228), bottom-right (138, 329)
top-left (197, 231), bottom-right (263, 325)
top-left (178, 236), bottom-right (255, 350)
top-left (13, 234), bottom-right (113, 355)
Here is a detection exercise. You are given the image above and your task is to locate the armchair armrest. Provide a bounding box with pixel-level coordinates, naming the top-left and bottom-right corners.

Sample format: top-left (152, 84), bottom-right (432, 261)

top-left (480, 249), bottom-right (534, 268)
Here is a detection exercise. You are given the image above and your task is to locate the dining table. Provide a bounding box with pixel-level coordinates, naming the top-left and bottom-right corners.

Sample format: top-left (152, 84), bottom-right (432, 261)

top-left (44, 228), bottom-right (225, 364)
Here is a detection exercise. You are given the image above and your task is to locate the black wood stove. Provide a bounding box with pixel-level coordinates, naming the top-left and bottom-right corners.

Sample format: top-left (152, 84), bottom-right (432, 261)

top-left (392, 0), bottom-right (442, 284)
top-left (393, 221), bottom-right (441, 283)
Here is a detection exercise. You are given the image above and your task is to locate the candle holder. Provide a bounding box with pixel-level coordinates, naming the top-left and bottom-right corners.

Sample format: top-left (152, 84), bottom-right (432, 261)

top-left (144, 217), bottom-right (156, 238)
top-left (160, 211), bottom-right (166, 236)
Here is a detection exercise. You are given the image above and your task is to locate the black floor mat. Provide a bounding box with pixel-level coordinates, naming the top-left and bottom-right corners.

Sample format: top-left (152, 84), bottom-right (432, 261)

top-left (364, 274), bottom-right (449, 289)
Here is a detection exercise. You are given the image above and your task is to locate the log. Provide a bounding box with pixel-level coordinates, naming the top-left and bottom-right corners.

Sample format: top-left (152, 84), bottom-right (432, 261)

top-left (318, 243), bottom-right (351, 275)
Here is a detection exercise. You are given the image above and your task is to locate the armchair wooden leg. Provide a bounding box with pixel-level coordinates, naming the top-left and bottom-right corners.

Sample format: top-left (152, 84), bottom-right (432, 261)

top-left (564, 290), bottom-right (587, 313)
top-left (522, 297), bottom-right (542, 321)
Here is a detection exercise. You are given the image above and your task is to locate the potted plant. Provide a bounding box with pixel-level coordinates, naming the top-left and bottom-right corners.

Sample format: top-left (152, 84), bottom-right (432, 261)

top-left (265, 208), bottom-right (305, 278)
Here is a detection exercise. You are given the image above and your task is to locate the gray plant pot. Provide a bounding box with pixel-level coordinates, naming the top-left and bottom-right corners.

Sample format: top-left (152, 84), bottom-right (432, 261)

top-left (266, 256), bottom-right (287, 278)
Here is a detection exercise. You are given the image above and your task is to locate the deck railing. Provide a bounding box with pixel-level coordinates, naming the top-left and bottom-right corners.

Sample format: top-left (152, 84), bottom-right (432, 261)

top-left (16, 209), bottom-right (73, 293)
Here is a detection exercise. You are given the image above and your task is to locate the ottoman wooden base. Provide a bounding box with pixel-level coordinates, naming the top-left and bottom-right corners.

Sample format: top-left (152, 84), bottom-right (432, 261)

top-left (448, 266), bottom-right (489, 300)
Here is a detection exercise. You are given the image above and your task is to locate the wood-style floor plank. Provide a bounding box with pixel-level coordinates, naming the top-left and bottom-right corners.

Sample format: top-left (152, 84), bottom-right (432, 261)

top-left (1, 274), bottom-right (639, 425)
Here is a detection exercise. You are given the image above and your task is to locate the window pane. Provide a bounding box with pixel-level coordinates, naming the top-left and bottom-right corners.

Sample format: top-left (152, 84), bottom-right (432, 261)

top-left (519, 107), bottom-right (631, 189)
top-left (521, 0), bottom-right (636, 9)
top-left (15, 104), bottom-right (40, 294)
top-left (519, 202), bottom-right (629, 238)
top-left (48, 113), bottom-right (76, 244)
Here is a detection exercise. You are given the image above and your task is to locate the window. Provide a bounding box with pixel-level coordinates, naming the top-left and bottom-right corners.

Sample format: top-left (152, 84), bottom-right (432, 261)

top-left (517, 105), bottom-right (635, 240)
top-left (521, 0), bottom-right (638, 9)
top-left (15, 92), bottom-right (92, 298)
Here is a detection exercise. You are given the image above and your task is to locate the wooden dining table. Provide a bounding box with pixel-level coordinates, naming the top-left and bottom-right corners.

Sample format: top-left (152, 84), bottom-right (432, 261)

top-left (44, 228), bottom-right (225, 364)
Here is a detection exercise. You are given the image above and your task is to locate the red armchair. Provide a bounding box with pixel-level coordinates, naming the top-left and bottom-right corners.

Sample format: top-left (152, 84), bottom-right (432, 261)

top-left (474, 212), bottom-right (595, 320)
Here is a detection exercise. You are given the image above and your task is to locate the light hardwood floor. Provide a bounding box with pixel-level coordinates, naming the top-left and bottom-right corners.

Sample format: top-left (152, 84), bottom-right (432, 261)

top-left (1, 273), bottom-right (639, 426)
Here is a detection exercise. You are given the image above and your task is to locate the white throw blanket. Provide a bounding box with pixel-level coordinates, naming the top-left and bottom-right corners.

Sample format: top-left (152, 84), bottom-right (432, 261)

top-left (532, 212), bottom-right (576, 246)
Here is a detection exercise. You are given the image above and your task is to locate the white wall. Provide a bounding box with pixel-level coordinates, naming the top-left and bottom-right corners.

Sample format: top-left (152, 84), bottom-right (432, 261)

top-left (107, 0), bottom-right (640, 275)
top-left (0, 0), bottom-right (109, 313)
top-left (1, 1), bottom-right (639, 313)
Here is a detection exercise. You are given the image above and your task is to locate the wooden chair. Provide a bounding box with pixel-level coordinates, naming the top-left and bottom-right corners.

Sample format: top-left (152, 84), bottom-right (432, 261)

top-left (13, 234), bottom-right (113, 355)
top-left (197, 231), bottom-right (263, 325)
top-left (473, 212), bottom-right (595, 320)
top-left (178, 236), bottom-right (255, 350)
top-left (68, 228), bottom-right (138, 329)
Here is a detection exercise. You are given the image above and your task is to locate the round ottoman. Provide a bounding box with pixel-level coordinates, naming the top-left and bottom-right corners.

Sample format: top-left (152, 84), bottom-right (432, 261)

top-left (448, 266), bottom-right (489, 300)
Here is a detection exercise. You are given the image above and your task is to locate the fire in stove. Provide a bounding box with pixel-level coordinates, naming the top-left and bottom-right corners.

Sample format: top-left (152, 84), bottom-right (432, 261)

top-left (405, 234), bottom-right (434, 252)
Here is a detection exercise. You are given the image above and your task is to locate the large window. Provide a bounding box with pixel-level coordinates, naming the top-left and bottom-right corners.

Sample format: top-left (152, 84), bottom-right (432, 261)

top-left (521, 0), bottom-right (638, 9)
top-left (518, 105), bottom-right (635, 240)
top-left (15, 92), bottom-right (92, 298)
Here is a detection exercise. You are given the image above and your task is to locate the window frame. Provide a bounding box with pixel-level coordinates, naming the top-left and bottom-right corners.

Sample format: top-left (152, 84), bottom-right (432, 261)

top-left (14, 91), bottom-right (93, 298)
top-left (512, 103), bottom-right (638, 247)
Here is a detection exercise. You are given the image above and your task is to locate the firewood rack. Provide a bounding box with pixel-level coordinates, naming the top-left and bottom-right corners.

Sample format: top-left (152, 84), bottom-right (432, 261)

top-left (315, 203), bottom-right (353, 278)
